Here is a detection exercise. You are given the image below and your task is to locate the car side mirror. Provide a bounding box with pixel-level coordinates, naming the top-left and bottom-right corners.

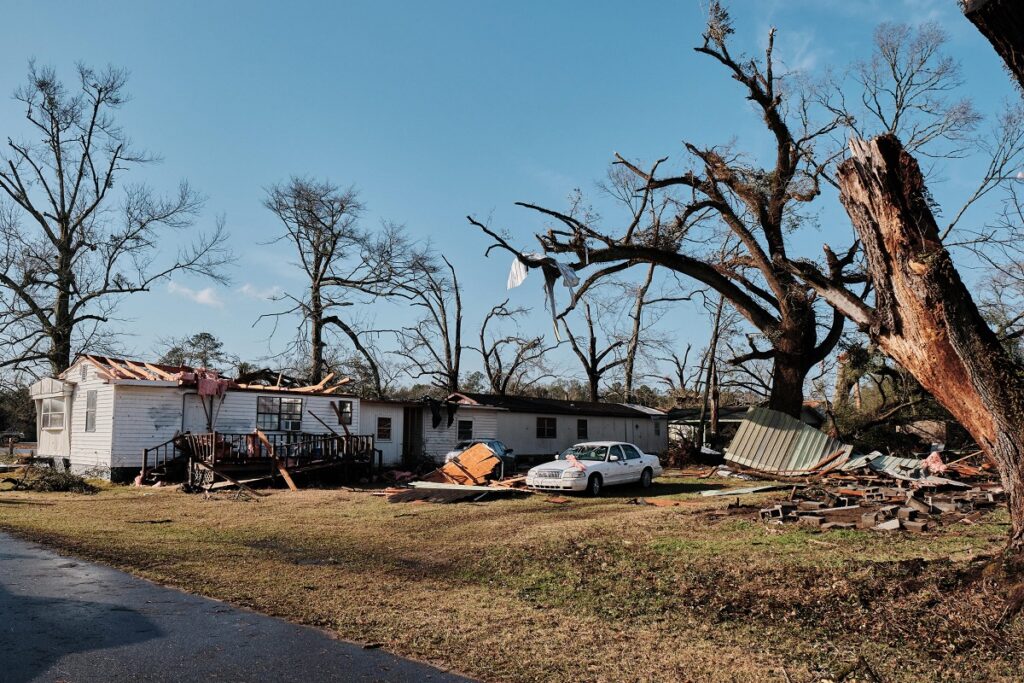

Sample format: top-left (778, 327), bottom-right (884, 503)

top-left (609, 454), bottom-right (620, 462)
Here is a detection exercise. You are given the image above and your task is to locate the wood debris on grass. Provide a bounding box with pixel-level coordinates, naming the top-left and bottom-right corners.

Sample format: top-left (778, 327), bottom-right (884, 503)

top-left (382, 443), bottom-right (532, 503)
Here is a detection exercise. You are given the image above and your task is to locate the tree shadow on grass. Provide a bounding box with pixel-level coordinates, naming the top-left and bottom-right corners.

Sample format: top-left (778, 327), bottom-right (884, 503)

top-left (0, 498), bottom-right (57, 505)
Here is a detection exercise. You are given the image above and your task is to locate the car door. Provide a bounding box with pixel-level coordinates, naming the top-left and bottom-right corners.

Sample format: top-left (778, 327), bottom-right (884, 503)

top-left (621, 444), bottom-right (644, 482)
top-left (606, 445), bottom-right (630, 484)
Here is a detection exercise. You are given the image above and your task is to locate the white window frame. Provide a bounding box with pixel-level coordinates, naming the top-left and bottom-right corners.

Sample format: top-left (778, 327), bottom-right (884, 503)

top-left (41, 397), bottom-right (65, 430)
top-left (376, 416), bottom-right (393, 441)
top-left (256, 396), bottom-right (303, 432)
top-left (334, 400), bottom-right (354, 426)
top-left (85, 390), bottom-right (97, 432)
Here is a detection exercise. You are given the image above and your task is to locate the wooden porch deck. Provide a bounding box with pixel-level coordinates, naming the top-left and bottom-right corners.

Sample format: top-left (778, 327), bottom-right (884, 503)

top-left (141, 430), bottom-right (379, 492)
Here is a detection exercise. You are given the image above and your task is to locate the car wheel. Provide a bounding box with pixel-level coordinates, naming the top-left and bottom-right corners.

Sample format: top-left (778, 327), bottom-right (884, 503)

top-left (640, 467), bottom-right (653, 489)
top-left (586, 473), bottom-right (603, 497)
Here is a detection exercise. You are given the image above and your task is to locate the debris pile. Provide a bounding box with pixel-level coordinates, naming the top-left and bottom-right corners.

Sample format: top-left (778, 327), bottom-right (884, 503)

top-left (380, 443), bottom-right (530, 503)
top-left (758, 483), bottom-right (1003, 532)
top-left (709, 407), bottom-right (1006, 532)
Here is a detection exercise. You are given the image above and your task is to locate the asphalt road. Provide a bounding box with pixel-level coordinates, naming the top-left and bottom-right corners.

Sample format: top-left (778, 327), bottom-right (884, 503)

top-left (0, 531), bottom-right (472, 682)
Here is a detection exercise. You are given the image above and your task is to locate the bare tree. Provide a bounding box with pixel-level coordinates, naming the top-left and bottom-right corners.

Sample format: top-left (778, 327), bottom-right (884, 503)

top-left (821, 22), bottom-right (980, 158)
top-left (0, 63), bottom-right (231, 375)
top-left (474, 299), bottom-right (556, 395)
top-left (610, 265), bottom-right (696, 402)
top-left (469, 6), bottom-right (848, 418)
top-left (261, 177), bottom-right (410, 395)
top-left (395, 254), bottom-right (464, 394)
top-left (655, 342), bottom-right (700, 402)
top-left (562, 302), bottom-right (625, 402)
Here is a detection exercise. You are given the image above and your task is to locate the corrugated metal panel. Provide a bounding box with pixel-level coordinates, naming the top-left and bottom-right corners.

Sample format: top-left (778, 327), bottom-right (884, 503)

top-left (725, 406), bottom-right (852, 476)
top-left (841, 452), bottom-right (921, 475)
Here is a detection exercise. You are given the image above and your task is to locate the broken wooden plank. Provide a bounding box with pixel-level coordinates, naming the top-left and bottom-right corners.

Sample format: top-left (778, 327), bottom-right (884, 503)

top-left (254, 429), bottom-right (298, 491)
top-left (143, 362), bottom-right (180, 380)
top-left (699, 484), bottom-right (797, 497)
top-left (193, 460), bottom-right (265, 497)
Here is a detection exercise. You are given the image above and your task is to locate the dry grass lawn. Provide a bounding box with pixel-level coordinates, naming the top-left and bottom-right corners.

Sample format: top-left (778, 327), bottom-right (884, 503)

top-left (1, 474), bottom-right (1022, 682)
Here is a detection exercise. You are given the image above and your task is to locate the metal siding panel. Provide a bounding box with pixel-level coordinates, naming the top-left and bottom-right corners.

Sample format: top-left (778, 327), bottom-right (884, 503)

top-left (724, 406), bottom-right (852, 476)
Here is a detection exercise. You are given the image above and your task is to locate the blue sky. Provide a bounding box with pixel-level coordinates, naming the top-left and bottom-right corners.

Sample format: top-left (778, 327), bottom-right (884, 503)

top-left (0, 0), bottom-right (1017, 383)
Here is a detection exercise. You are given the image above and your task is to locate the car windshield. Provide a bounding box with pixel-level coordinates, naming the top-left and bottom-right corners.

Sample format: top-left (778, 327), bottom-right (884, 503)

top-left (558, 445), bottom-right (608, 462)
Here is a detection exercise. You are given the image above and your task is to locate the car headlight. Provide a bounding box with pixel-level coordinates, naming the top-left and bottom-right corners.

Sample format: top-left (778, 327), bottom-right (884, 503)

top-left (563, 469), bottom-right (586, 478)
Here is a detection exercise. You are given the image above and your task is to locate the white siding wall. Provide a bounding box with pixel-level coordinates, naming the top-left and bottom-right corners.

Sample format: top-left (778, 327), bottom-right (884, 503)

top-left (422, 406), bottom-right (499, 462)
top-left (110, 386), bottom-right (188, 468)
top-left (494, 412), bottom-right (669, 458)
top-left (111, 388), bottom-right (365, 468)
top-left (358, 403), bottom-right (405, 466)
top-left (66, 363), bottom-right (114, 471)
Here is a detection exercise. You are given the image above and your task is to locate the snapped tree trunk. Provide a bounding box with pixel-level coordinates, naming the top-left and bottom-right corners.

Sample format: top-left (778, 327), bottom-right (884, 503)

top-left (964, 0), bottom-right (1024, 91)
top-left (838, 134), bottom-right (1024, 554)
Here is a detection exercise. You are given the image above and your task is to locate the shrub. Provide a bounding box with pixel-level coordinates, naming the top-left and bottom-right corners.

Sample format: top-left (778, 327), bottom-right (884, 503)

top-left (16, 467), bottom-right (98, 494)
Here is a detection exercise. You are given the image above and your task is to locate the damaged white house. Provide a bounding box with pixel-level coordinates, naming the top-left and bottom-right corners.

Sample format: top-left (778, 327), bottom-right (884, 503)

top-left (28, 356), bottom-right (382, 481)
top-left (29, 356), bottom-right (670, 480)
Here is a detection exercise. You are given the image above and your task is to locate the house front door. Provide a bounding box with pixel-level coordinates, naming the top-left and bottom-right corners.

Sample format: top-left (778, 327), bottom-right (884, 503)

top-left (182, 394), bottom-right (211, 432)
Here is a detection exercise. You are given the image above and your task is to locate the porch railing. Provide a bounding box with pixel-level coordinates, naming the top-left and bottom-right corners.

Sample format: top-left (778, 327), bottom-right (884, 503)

top-left (141, 435), bottom-right (183, 481)
top-left (179, 431), bottom-right (376, 467)
top-left (142, 430), bottom-right (379, 484)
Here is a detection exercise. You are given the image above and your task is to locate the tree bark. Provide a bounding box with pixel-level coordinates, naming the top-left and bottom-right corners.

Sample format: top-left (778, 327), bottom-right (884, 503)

top-left (837, 134), bottom-right (1024, 554)
top-left (624, 264), bottom-right (655, 402)
top-left (767, 297), bottom-right (820, 417)
top-left (587, 372), bottom-right (600, 403)
top-left (309, 283), bottom-right (325, 384)
top-left (697, 296), bottom-right (724, 446)
top-left (964, 0), bottom-right (1024, 91)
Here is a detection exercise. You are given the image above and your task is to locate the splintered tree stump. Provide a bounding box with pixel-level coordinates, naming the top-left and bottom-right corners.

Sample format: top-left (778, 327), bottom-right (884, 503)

top-left (837, 134), bottom-right (1024, 555)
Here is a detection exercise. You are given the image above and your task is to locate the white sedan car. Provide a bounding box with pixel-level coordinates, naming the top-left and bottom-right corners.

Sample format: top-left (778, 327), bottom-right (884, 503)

top-left (525, 441), bottom-right (663, 496)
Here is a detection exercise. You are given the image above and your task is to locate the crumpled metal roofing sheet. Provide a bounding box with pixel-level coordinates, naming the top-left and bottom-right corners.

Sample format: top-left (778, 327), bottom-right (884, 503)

top-left (725, 406), bottom-right (853, 476)
top-left (841, 452), bottom-right (921, 475)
